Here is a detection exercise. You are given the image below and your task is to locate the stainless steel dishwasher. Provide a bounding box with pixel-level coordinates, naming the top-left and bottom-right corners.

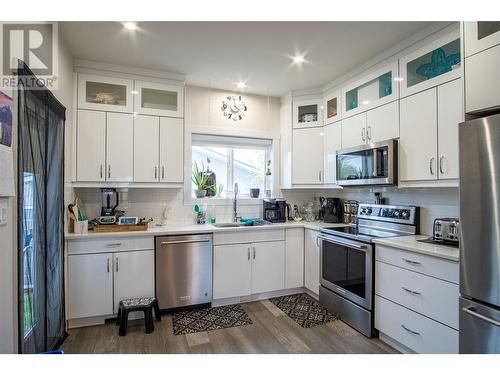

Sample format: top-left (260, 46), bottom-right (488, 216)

top-left (155, 234), bottom-right (213, 311)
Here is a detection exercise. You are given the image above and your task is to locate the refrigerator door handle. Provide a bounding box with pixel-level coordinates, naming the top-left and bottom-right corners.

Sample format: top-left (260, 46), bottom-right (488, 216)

top-left (462, 306), bottom-right (500, 327)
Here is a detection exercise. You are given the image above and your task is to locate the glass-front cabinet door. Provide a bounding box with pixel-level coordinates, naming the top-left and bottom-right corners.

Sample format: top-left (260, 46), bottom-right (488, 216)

top-left (400, 30), bottom-right (461, 97)
top-left (77, 73), bottom-right (134, 113)
top-left (293, 98), bottom-right (323, 128)
top-left (134, 81), bottom-right (184, 118)
top-left (464, 21), bottom-right (500, 57)
top-left (341, 60), bottom-right (398, 118)
top-left (323, 89), bottom-right (341, 125)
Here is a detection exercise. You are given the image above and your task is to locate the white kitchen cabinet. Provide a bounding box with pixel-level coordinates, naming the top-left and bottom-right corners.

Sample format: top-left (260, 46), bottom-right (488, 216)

top-left (280, 101), bottom-right (293, 189)
top-left (399, 30), bottom-right (461, 98)
top-left (159, 117), bottom-right (184, 182)
top-left (285, 228), bottom-right (304, 289)
top-left (399, 88), bottom-right (438, 181)
top-left (341, 112), bottom-right (366, 149)
top-left (342, 60), bottom-right (399, 118)
top-left (134, 80), bottom-right (184, 118)
top-left (437, 79), bottom-right (463, 179)
top-left (464, 21), bottom-right (500, 57)
top-left (293, 98), bottom-right (323, 128)
top-left (292, 127), bottom-right (324, 185)
top-left (133, 115), bottom-right (160, 182)
top-left (323, 90), bottom-right (341, 125)
top-left (323, 121), bottom-right (342, 184)
top-left (106, 112), bottom-right (134, 182)
top-left (366, 101), bottom-right (399, 143)
top-left (251, 241), bottom-right (285, 294)
top-left (76, 110), bottom-right (106, 182)
top-left (78, 73), bottom-right (134, 113)
top-left (68, 253), bottom-right (113, 319)
top-left (465, 43), bottom-right (500, 113)
top-left (113, 250), bottom-right (155, 313)
top-left (304, 229), bottom-right (320, 296)
top-left (213, 244), bottom-right (252, 299)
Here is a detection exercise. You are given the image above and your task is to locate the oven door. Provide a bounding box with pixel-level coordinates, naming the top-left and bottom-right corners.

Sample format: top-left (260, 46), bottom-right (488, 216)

top-left (319, 234), bottom-right (373, 310)
top-left (336, 139), bottom-right (397, 186)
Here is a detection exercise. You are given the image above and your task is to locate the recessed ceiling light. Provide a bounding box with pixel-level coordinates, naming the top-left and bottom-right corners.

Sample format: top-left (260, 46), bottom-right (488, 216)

top-left (394, 77), bottom-right (404, 82)
top-left (237, 82), bottom-right (247, 89)
top-left (362, 100), bottom-right (370, 105)
top-left (123, 22), bottom-right (138, 31)
top-left (131, 90), bottom-right (139, 95)
top-left (292, 54), bottom-right (305, 65)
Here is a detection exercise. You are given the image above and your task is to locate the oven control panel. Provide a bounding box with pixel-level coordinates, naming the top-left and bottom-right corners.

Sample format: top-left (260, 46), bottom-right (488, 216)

top-left (358, 204), bottom-right (417, 224)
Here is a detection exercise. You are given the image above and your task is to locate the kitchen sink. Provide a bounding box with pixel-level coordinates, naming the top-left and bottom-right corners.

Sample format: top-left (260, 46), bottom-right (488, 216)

top-left (213, 223), bottom-right (242, 228)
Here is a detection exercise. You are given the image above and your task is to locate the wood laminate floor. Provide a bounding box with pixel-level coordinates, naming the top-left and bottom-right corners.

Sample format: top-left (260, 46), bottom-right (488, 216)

top-left (61, 300), bottom-right (398, 354)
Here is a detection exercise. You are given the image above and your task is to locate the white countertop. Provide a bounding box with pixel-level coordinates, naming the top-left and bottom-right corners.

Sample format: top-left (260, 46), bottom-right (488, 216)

top-left (372, 235), bottom-right (459, 262)
top-left (65, 221), bottom-right (347, 240)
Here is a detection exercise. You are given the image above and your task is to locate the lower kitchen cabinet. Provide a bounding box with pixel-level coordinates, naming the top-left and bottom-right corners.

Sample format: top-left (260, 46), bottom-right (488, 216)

top-left (67, 246), bottom-right (154, 321)
top-left (68, 253), bottom-right (113, 319)
top-left (251, 241), bottom-right (285, 294)
top-left (213, 244), bottom-right (252, 299)
top-left (285, 228), bottom-right (304, 289)
top-left (304, 229), bottom-right (320, 295)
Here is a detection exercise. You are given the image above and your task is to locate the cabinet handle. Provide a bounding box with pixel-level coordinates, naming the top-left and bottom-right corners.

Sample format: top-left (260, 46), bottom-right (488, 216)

top-left (402, 257), bottom-right (421, 265)
top-left (367, 126), bottom-right (372, 141)
top-left (106, 258), bottom-right (110, 273)
top-left (154, 166), bottom-right (158, 180)
top-left (253, 246), bottom-right (256, 259)
top-left (402, 286), bottom-right (421, 296)
top-left (115, 257), bottom-right (119, 272)
top-left (108, 165), bottom-right (111, 178)
top-left (162, 166), bottom-right (165, 180)
top-left (361, 128), bottom-right (366, 142)
top-left (429, 157), bottom-right (435, 175)
top-left (401, 324), bottom-right (420, 336)
top-left (247, 247), bottom-right (251, 261)
top-left (100, 165), bottom-right (103, 179)
top-left (316, 236), bottom-right (321, 248)
top-left (319, 170), bottom-right (322, 182)
top-left (439, 156), bottom-right (445, 174)
top-left (106, 243), bottom-right (122, 248)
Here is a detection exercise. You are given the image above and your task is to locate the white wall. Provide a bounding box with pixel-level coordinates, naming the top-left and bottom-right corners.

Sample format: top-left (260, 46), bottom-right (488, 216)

top-left (0, 24), bottom-right (74, 353)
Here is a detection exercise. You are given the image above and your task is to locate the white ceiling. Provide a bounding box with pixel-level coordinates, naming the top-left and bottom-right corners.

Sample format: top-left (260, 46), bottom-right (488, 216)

top-left (60, 21), bottom-right (437, 97)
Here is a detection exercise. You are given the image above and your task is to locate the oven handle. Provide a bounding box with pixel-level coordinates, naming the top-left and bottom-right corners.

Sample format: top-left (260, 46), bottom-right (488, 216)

top-left (318, 235), bottom-right (369, 251)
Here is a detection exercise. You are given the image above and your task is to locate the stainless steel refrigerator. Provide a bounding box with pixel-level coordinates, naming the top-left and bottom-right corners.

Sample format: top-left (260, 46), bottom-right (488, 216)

top-left (459, 113), bottom-right (500, 354)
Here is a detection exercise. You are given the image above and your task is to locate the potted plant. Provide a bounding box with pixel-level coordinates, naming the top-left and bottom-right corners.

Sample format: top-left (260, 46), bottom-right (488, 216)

top-left (192, 161), bottom-right (209, 198)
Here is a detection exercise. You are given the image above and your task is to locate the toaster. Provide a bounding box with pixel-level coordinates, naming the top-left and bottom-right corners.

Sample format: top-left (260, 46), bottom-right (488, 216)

top-left (433, 218), bottom-right (460, 244)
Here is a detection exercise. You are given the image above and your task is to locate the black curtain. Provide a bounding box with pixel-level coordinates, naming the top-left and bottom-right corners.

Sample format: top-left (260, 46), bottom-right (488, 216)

top-left (17, 61), bottom-right (66, 353)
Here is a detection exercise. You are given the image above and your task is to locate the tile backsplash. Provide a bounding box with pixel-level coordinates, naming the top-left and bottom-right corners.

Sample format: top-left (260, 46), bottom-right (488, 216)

top-left (74, 186), bottom-right (458, 235)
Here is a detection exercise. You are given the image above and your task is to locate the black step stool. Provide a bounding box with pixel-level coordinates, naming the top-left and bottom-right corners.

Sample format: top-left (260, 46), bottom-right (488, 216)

top-left (117, 297), bottom-right (161, 336)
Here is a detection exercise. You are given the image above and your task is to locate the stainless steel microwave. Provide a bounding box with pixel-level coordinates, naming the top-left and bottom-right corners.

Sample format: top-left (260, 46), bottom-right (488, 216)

top-left (336, 139), bottom-right (397, 186)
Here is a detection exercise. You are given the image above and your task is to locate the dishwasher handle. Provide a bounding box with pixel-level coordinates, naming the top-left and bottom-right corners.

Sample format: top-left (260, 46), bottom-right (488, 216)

top-left (160, 238), bottom-right (211, 246)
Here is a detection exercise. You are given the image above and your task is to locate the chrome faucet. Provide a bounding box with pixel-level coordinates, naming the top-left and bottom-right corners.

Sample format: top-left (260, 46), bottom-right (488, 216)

top-left (233, 182), bottom-right (241, 223)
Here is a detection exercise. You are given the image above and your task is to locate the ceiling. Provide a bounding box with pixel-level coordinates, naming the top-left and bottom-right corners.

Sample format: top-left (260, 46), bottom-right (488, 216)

top-left (60, 21), bottom-right (437, 97)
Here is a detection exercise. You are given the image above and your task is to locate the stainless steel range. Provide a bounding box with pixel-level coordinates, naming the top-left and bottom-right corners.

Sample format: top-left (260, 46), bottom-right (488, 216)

top-left (318, 203), bottom-right (419, 337)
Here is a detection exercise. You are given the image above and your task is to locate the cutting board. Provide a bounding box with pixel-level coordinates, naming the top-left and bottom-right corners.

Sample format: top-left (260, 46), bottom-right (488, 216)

top-left (92, 222), bottom-right (149, 233)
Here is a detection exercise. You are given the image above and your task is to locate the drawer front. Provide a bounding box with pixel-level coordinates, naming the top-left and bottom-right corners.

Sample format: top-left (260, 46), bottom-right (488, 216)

top-left (375, 296), bottom-right (458, 354)
top-left (67, 236), bottom-right (154, 255)
top-left (214, 229), bottom-right (285, 245)
top-left (375, 245), bottom-right (458, 284)
top-left (376, 261), bottom-right (459, 329)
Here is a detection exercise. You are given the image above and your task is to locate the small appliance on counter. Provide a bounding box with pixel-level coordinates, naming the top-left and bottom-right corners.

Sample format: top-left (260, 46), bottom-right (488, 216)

top-left (98, 188), bottom-right (120, 225)
top-left (417, 218), bottom-right (460, 248)
top-left (263, 198), bottom-right (286, 223)
top-left (319, 197), bottom-right (343, 223)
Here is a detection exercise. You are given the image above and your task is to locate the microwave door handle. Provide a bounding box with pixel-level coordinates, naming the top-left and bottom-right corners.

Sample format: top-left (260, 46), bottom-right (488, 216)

top-left (372, 149), bottom-right (378, 177)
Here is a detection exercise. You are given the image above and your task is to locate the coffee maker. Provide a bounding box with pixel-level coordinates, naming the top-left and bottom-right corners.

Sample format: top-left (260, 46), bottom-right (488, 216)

top-left (98, 188), bottom-right (119, 224)
top-left (319, 197), bottom-right (343, 223)
top-left (263, 198), bottom-right (286, 223)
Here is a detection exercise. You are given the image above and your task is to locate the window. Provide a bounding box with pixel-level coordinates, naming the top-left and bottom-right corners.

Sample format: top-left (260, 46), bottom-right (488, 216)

top-left (191, 134), bottom-right (272, 198)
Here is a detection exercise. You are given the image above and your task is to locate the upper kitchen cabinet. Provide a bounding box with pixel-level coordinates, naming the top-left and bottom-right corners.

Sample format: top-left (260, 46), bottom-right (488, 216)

top-left (292, 127), bottom-right (324, 185)
top-left (78, 73), bottom-right (134, 113)
top-left (464, 21), bottom-right (500, 57)
top-left (323, 121), bottom-right (342, 185)
top-left (134, 81), bottom-right (184, 118)
top-left (400, 30), bottom-right (461, 98)
top-left (323, 90), bottom-right (341, 125)
top-left (341, 60), bottom-right (399, 118)
top-left (293, 98), bottom-right (323, 128)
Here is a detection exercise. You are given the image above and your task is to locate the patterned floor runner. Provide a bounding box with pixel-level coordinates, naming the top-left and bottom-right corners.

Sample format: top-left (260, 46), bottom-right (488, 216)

top-left (172, 304), bottom-right (253, 335)
top-left (269, 293), bottom-right (337, 328)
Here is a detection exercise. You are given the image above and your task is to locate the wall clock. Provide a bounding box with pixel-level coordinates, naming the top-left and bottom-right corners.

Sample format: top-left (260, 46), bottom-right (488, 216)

top-left (221, 95), bottom-right (247, 121)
